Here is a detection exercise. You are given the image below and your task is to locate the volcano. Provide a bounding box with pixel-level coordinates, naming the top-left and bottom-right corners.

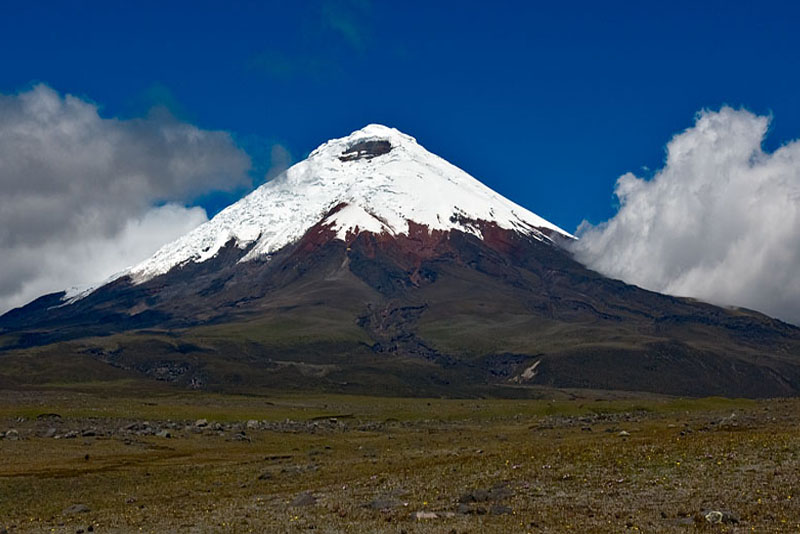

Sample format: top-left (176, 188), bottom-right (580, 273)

top-left (2, 125), bottom-right (800, 398)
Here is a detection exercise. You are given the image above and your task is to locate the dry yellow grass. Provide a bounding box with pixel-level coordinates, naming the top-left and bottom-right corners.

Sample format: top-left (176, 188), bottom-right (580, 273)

top-left (0, 389), bottom-right (798, 533)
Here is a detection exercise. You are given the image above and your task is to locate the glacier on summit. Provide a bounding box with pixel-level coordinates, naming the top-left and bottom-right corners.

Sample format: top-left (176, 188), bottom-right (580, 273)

top-left (124, 124), bottom-right (573, 284)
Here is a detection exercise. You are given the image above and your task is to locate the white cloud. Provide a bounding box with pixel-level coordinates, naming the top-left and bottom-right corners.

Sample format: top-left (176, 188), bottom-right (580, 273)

top-left (0, 84), bottom-right (251, 313)
top-left (572, 107), bottom-right (800, 325)
top-left (3, 204), bottom-right (209, 309)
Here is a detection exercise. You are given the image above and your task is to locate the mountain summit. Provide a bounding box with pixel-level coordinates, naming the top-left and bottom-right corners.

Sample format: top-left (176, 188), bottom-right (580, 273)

top-left (126, 124), bottom-right (572, 284)
top-left (2, 125), bottom-right (800, 398)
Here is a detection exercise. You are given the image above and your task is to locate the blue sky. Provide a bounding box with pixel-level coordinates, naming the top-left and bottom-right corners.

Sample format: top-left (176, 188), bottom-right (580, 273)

top-left (3, 1), bottom-right (800, 322)
top-left (3, 0), bottom-right (800, 230)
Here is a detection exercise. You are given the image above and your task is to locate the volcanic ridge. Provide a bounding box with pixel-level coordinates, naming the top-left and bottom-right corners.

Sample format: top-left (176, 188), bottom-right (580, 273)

top-left (1, 125), bottom-right (799, 398)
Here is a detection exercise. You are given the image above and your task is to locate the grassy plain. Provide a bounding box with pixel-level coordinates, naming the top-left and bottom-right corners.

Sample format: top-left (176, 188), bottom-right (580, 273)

top-left (0, 383), bottom-right (798, 533)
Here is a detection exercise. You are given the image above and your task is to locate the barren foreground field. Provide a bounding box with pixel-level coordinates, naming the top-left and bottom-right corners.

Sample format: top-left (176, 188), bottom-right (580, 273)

top-left (0, 385), bottom-right (798, 533)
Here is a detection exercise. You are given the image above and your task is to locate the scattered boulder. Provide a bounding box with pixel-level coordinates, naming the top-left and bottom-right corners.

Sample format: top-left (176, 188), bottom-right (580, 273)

top-left (194, 419), bottom-right (208, 428)
top-left (3, 429), bottom-right (19, 441)
top-left (458, 504), bottom-right (487, 515)
top-left (459, 488), bottom-right (490, 503)
top-left (246, 420), bottom-right (259, 430)
top-left (365, 498), bottom-right (402, 511)
top-left (701, 509), bottom-right (739, 524)
top-left (413, 511), bottom-right (439, 520)
top-left (156, 430), bottom-right (171, 439)
top-left (290, 491), bottom-right (317, 507)
top-left (458, 484), bottom-right (513, 503)
top-left (490, 504), bottom-right (513, 515)
top-left (618, 430), bottom-right (631, 437)
top-left (63, 504), bottom-right (90, 515)
top-left (457, 484), bottom-right (513, 514)
top-left (231, 432), bottom-right (250, 442)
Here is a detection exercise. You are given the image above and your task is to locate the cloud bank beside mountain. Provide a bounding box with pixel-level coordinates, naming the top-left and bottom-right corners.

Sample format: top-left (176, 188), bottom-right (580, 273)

top-left (0, 84), bottom-right (251, 313)
top-left (573, 107), bottom-right (800, 325)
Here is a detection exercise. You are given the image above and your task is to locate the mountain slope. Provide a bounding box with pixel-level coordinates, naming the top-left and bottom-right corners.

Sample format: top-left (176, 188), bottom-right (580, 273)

top-left (1, 125), bottom-right (799, 398)
top-left (123, 124), bottom-right (571, 284)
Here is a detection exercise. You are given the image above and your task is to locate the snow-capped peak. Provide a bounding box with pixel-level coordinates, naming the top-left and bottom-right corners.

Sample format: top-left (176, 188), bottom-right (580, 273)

top-left (126, 124), bottom-right (573, 283)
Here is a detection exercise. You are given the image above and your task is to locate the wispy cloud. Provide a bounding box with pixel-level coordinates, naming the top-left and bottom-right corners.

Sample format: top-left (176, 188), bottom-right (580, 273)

top-left (320, 0), bottom-right (372, 51)
top-left (572, 107), bottom-right (800, 325)
top-left (247, 48), bottom-right (334, 81)
top-left (127, 82), bottom-right (195, 121)
top-left (248, 0), bottom-right (373, 81)
top-left (265, 144), bottom-right (293, 181)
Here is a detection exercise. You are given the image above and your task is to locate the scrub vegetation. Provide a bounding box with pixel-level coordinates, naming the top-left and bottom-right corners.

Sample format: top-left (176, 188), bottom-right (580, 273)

top-left (0, 384), bottom-right (797, 533)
